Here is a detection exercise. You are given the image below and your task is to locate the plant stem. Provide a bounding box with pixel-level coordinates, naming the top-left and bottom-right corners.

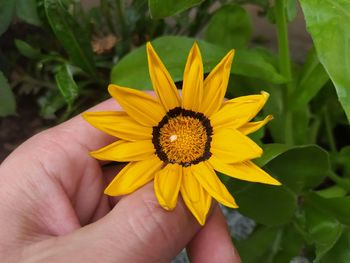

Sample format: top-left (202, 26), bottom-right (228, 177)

top-left (324, 107), bottom-right (337, 153)
top-left (275, 0), bottom-right (294, 145)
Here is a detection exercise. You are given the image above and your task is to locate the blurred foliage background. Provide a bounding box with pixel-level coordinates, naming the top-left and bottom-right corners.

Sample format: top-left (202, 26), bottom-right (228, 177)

top-left (1, 0), bottom-right (350, 262)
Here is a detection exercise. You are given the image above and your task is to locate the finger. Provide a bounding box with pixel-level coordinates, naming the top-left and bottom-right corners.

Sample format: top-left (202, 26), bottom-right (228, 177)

top-left (38, 183), bottom-right (203, 263)
top-left (187, 205), bottom-right (241, 263)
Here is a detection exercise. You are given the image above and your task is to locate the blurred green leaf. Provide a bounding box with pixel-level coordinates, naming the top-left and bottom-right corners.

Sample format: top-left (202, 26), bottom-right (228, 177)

top-left (266, 145), bottom-right (330, 193)
top-left (308, 193), bottom-right (350, 226)
top-left (302, 196), bottom-right (344, 261)
top-left (44, 0), bottom-right (96, 75)
top-left (236, 224), bottom-right (304, 262)
top-left (232, 182), bottom-right (297, 226)
top-left (0, 0), bottom-right (15, 36)
top-left (55, 64), bottom-right (79, 106)
top-left (255, 143), bottom-right (292, 167)
top-left (16, 0), bottom-right (42, 26)
top-left (286, 0), bottom-right (297, 22)
top-left (38, 89), bottom-right (65, 119)
top-left (15, 39), bottom-right (42, 59)
top-left (291, 47), bottom-right (329, 110)
top-left (300, 0), bottom-right (350, 122)
top-left (205, 4), bottom-right (252, 49)
top-left (236, 226), bottom-right (281, 262)
top-left (148, 0), bottom-right (204, 19)
top-left (0, 71), bottom-right (16, 116)
top-left (322, 229), bottom-right (350, 263)
top-left (111, 36), bottom-right (286, 89)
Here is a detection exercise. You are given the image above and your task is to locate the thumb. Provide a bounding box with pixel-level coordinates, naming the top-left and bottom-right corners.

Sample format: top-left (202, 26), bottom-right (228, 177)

top-left (44, 183), bottom-right (202, 263)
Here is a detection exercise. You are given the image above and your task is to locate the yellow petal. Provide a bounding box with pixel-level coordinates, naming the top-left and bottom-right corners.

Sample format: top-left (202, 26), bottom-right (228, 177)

top-left (154, 164), bottom-right (182, 210)
top-left (181, 167), bottom-right (212, 225)
top-left (146, 42), bottom-right (181, 111)
top-left (211, 128), bottom-right (262, 163)
top-left (83, 111), bottom-right (152, 141)
top-left (108, 84), bottom-right (165, 126)
top-left (211, 91), bottom-right (269, 130)
top-left (104, 156), bottom-right (163, 196)
top-left (200, 50), bottom-right (235, 116)
top-left (191, 162), bottom-right (238, 208)
top-left (90, 140), bottom-right (154, 162)
top-left (182, 42), bottom-right (203, 111)
top-left (209, 155), bottom-right (281, 185)
top-left (238, 115), bottom-right (273, 135)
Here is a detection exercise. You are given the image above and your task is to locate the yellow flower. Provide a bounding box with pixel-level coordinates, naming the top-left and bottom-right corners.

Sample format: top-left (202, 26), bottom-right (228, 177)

top-left (84, 42), bottom-right (281, 225)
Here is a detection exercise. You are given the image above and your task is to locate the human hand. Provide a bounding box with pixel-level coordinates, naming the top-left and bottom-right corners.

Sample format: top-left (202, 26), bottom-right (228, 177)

top-left (0, 99), bottom-right (240, 263)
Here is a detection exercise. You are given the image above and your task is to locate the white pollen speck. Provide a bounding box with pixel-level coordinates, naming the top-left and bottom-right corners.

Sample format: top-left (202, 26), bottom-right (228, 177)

top-left (169, 135), bottom-right (177, 142)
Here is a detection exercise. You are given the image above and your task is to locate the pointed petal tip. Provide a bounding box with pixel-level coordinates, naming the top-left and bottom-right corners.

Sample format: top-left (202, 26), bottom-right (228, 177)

top-left (261, 91), bottom-right (270, 99)
top-left (146, 41), bottom-right (155, 54)
top-left (269, 178), bottom-right (282, 186)
top-left (267, 114), bottom-right (274, 121)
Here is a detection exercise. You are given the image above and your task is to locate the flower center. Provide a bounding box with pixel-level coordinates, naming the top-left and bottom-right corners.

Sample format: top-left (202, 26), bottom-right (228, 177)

top-left (152, 107), bottom-right (213, 167)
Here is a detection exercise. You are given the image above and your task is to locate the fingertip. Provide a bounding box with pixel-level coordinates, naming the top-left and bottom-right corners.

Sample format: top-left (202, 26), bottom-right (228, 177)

top-left (187, 205), bottom-right (241, 263)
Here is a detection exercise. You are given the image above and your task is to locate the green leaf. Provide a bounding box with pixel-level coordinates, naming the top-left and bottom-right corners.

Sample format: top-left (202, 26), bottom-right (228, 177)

top-left (16, 0), bottom-right (42, 26)
top-left (231, 182), bottom-right (297, 226)
top-left (290, 47), bottom-right (329, 110)
top-left (322, 229), bottom-right (350, 263)
top-left (15, 39), bottom-right (42, 59)
top-left (148, 0), bottom-right (204, 19)
top-left (111, 36), bottom-right (286, 89)
top-left (286, 0), bottom-right (297, 22)
top-left (255, 143), bottom-right (292, 167)
top-left (38, 89), bottom-right (65, 119)
top-left (0, 0), bottom-right (15, 36)
top-left (0, 71), bottom-right (16, 116)
top-left (236, 226), bottom-right (281, 262)
top-left (55, 64), bottom-right (79, 106)
top-left (44, 0), bottom-right (96, 75)
top-left (302, 196), bottom-right (344, 261)
top-left (205, 4), bottom-right (252, 49)
top-left (308, 193), bottom-right (350, 226)
top-left (236, 224), bottom-right (304, 262)
top-left (300, 0), bottom-right (350, 122)
top-left (266, 145), bottom-right (330, 193)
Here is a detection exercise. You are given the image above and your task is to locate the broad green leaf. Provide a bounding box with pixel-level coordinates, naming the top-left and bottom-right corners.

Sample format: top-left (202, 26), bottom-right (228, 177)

top-left (302, 196), bottom-right (344, 261)
top-left (16, 0), bottom-right (42, 26)
top-left (44, 0), bottom-right (96, 75)
top-left (231, 182), bottom-right (297, 226)
top-left (205, 4), bottom-right (252, 49)
top-left (300, 0), bottom-right (350, 122)
top-left (55, 64), bottom-right (79, 106)
top-left (236, 226), bottom-right (281, 262)
top-left (111, 36), bottom-right (286, 89)
top-left (322, 229), bottom-right (350, 263)
top-left (15, 39), bottom-right (42, 59)
top-left (255, 143), bottom-right (292, 167)
top-left (0, 71), bottom-right (16, 116)
top-left (308, 193), bottom-right (350, 226)
top-left (148, 0), bottom-right (204, 19)
top-left (266, 145), bottom-right (330, 193)
top-left (291, 47), bottom-right (329, 110)
top-left (236, 224), bottom-right (304, 262)
top-left (0, 0), bottom-right (15, 36)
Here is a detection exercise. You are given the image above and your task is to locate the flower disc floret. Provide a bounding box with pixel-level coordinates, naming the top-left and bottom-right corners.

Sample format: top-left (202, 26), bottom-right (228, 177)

top-left (152, 107), bottom-right (213, 167)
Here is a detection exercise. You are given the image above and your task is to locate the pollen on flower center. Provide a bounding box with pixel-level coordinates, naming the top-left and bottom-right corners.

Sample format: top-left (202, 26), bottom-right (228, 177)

top-left (152, 107), bottom-right (213, 166)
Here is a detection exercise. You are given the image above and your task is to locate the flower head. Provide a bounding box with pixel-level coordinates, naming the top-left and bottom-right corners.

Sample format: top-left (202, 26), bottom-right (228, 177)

top-left (84, 42), bottom-right (280, 225)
